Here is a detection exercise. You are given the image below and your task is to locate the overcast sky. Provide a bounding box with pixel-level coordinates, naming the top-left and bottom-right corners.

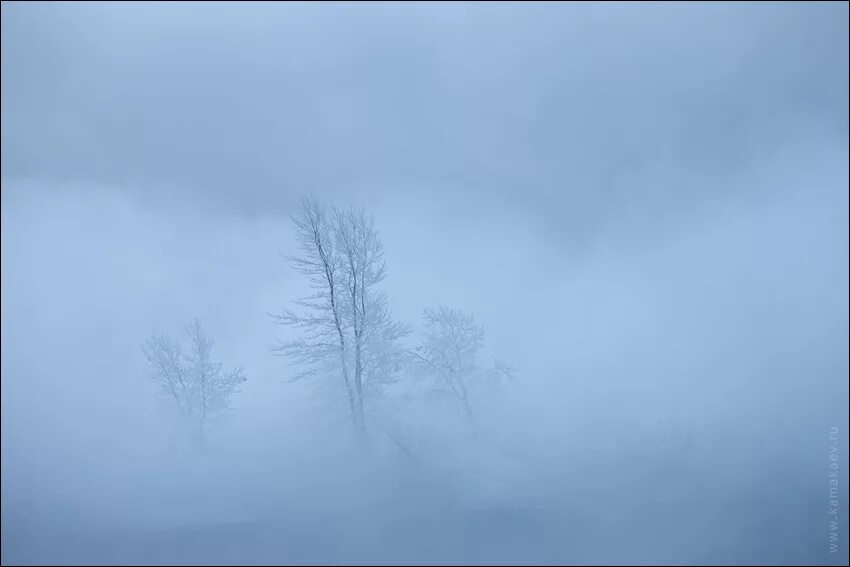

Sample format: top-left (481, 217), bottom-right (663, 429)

top-left (3, 2), bottom-right (847, 223)
top-left (2, 2), bottom-right (848, 565)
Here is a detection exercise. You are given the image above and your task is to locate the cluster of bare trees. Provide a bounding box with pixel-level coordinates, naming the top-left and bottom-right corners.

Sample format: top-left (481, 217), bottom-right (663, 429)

top-left (141, 196), bottom-right (514, 450)
top-left (272, 196), bottom-right (514, 433)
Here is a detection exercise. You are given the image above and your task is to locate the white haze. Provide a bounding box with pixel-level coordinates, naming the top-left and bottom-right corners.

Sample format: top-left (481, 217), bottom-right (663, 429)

top-left (2, 2), bottom-right (848, 565)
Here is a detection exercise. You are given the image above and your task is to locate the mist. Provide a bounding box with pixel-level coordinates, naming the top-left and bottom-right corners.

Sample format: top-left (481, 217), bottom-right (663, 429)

top-left (2, 2), bottom-right (848, 565)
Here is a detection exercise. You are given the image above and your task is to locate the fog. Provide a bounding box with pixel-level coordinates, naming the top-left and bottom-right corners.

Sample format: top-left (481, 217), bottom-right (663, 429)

top-left (1, 2), bottom-right (848, 565)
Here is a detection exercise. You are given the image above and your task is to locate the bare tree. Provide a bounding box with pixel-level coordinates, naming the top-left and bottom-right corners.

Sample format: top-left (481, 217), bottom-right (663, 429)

top-left (143, 319), bottom-right (246, 451)
top-left (333, 205), bottom-right (410, 430)
top-left (271, 196), bottom-right (357, 426)
top-left (409, 306), bottom-right (514, 421)
top-left (273, 197), bottom-right (408, 432)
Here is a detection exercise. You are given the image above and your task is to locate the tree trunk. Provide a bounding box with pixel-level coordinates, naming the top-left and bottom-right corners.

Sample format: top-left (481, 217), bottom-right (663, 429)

top-left (458, 380), bottom-right (474, 422)
top-left (354, 334), bottom-right (365, 431)
top-left (339, 342), bottom-right (357, 428)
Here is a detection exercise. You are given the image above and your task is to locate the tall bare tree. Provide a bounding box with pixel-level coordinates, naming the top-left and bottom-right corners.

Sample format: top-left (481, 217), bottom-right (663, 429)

top-left (142, 319), bottom-right (246, 451)
top-left (271, 196), bottom-right (357, 425)
top-left (333, 205), bottom-right (411, 429)
top-left (273, 197), bottom-right (408, 432)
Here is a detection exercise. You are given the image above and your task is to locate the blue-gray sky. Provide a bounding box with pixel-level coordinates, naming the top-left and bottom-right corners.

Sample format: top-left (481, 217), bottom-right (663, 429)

top-left (3, 2), bottom-right (847, 229)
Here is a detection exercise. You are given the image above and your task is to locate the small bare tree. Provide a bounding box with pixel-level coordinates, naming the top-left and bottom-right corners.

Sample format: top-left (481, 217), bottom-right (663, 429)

top-left (143, 319), bottom-right (246, 451)
top-left (409, 306), bottom-right (514, 421)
